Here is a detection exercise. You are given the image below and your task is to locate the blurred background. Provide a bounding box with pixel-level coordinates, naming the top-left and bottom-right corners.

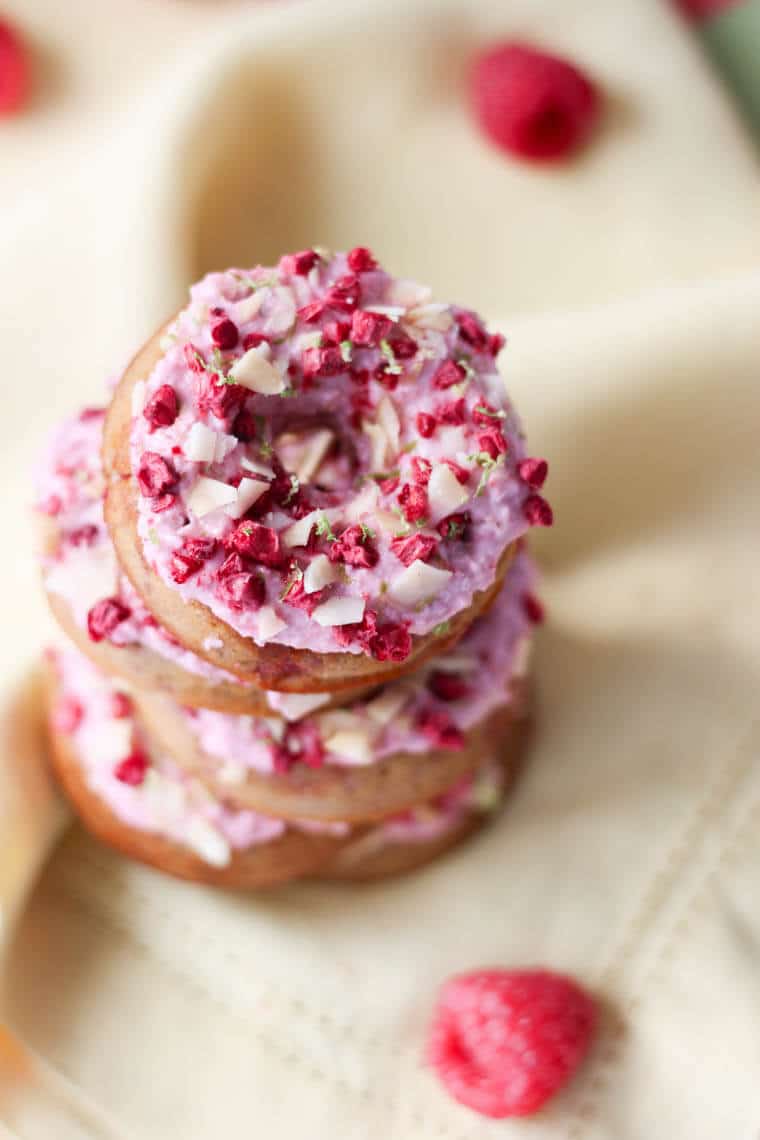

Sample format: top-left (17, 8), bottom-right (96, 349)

top-left (2, 2), bottom-right (760, 1137)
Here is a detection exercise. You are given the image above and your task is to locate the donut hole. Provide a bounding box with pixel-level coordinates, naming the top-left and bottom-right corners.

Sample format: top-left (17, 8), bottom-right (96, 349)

top-left (273, 422), bottom-right (357, 495)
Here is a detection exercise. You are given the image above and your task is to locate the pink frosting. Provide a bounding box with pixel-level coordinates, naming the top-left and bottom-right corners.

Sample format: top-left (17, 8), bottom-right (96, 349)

top-left (185, 549), bottom-right (535, 775)
top-left (49, 645), bottom-right (507, 867)
top-left (128, 250), bottom-right (544, 657)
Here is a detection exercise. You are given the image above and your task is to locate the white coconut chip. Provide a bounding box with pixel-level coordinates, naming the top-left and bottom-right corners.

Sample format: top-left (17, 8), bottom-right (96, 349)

top-left (388, 560), bottom-right (452, 607)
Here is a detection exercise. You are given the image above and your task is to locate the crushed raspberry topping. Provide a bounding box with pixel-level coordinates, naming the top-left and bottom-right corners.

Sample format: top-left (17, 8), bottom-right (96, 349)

top-left (518, 456), bottom-right (548, 489)
top-left (428, 671), bottom-right (471, 701)
top-left (52, 696), bottom-right (84, 735)
top-left (114, 750), bottom-right (150, 786)
top-left (143, 385), bottom-right (179, 432)
top-left (470, 42), bottom-right (600, 163)
top-left (523, 494), bottom-right (554, 527)
top-left (129, 250), bottom-right (544, 655)
top-left (87, 597), bottom-right (131, 643)
top-left (427, 968), bottom-right (596, 1117)
top-left (523, 592), bottom-right (545, 624)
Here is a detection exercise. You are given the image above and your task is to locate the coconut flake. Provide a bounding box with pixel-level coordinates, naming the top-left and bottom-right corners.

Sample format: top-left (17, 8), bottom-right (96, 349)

top-left (294, 429), bottom-right (334, 483)
top-left (281, 508), bottom-right (338, 549)
top-left (388, 560), bottom-right (452, 606)
top-left (512, 635), bottom-right (533, 679)
top-left (224, 477), bottom-right (269, 519)
top-left (257, 605), bottom-right (286, 641)
top-left (405, 303), bottom-right (453, 331)
top-left (363, 420), bottom-right (389, 471)
top-left (261, 286), bottom-right (297, 337)
top-left (186, 476), bottom-right (238, 517)
top-left (377, 395), bottom-right (400, 457)
top-left (387, 279), bottom-right (433, 307)
top-left (184, 422), bottom-right (218, 463)
top-left (427, 464), bottom-right (471, 522)
top-left (365, 304), bottom-right (406, 319)
top-left (241, 456), bottom-right (275, 479)
top-left (324, 727), bottom-right (374, 765)
top-left (303, 553), bottom-right (339, 594)
top-left (312, 596), bottom-right (365, 627)
top-left (214, 431), bottom-right (238, 464)
top-left (365, 687), bottom-right (411, 727)
top-left (343, 482), bottom-right (379, 523)
top-left (229, 345), bottom-right (286, 394)
top-left (235, 292), bottom-right (264, 324)
top-left (267, 691), bottom-right (331, 721)
top-left (183, 816), bottom-right (231, 867)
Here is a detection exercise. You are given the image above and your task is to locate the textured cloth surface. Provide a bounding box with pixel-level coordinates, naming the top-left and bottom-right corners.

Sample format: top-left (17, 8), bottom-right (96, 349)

top-left (1, 1), bottom-right (760, 1137)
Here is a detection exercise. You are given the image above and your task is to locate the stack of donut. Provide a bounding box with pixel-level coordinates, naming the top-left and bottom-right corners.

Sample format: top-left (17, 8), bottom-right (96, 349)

top-left (34, 248), bottom-right (551, 888)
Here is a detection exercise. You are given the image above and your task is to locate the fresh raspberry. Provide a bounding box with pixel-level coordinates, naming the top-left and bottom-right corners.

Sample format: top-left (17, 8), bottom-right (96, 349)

top-left (0, 18), bottom-right (30, 115)
top-left (437, 397), bottom-right (467, 426)
top-left (87, 597), bottom-right (131, 643)
top-left (427, 968), bottom-right (596, 1118)
top-left (114, 751), bottom-right (149, 787)
top-left (470, 42), bottom-right (600, 163)
top-left (390, 533), bottom-right (438, 566)
top-left (143, 384), bottom-right (179, 432)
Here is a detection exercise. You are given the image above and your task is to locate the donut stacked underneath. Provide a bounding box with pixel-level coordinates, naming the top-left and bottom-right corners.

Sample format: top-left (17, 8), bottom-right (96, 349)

top-left (35, 248), bottom-right (550, 887)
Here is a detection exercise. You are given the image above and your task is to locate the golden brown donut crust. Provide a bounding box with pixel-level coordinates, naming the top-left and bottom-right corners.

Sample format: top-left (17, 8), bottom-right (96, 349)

top-left (133, 679), bottom-right (531, 824)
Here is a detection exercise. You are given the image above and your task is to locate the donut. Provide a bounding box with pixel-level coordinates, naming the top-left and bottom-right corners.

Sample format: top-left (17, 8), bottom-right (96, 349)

top-left (45, 647), bottom-right (518, 888)
top-left (102, 248), bottom-right (551, 693)
top-left (133, 550), bottom-right (537, 822)
top-left (35, 408), bottom-right (374, 715)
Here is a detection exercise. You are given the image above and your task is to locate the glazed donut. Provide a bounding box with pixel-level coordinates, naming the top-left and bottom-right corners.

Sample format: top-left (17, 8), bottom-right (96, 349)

top-left (103, 248), bottom-right (551, 693)
top-left (45, 647), bottom-right (518, 888)
top-left (133, 550), bottom-right (537, 823)
top-left (35, 409), bottom-right (373, 716)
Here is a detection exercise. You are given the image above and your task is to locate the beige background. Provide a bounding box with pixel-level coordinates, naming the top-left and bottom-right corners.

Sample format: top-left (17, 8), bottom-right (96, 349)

top-left (1, 1), bottom-right (760, 1136)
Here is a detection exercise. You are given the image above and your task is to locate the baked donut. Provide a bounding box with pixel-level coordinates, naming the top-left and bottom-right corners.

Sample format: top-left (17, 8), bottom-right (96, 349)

top-left (45, 646), bottom-right (518, 888)
top-left (103, 248), bottom-right (551, 693)
top-left (35, 408), bottom-right (373, 716)
top-left (133, 550), bottom-right (537, 822)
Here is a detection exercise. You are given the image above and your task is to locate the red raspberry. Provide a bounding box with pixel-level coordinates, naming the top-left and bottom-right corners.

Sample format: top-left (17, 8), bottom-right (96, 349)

top-left (302, 345), bottom-right (345, 380)
top-left (477, 427), bottom-right (507, 458)
top-left (417, 412), bottom-right (437, 439)
top-left (523, 493), bottom-right (554, 527)
top-left (114, 751), bottom-right (149, 787)
top-left (470, 43), bottom-right (600, 163)
top-left (280, 249), bottom-right (319, 276)
top-left (170, 537), bottom-right (218, 584)
top-left (52, 696), bottom-right (84, 735)
top-left (428, 671), bottom-right (470, 701)
top-left (210, 316), bottom-right (239, 350)
top-left (217, 571), bottom-right (266, 610)
top-left (143, 384), bottom-right (179, 432)
top-left (346, 247), bottom-right (378, 273)
top-left (518, 456), bottom-right (549, 489)
top-left (432, 360), bottom-right (466, 390)
top-left (427, 968), bottom-right (596, 1118)
top-left (415, 708), bottom-right (464, 750)
top-left (87, 597), bottom-right (131, 643)
top-left (398, 482), bottom-right (428, 524)
top-left (390, 533), bottom-right (438, 567)
top-left (226, 521), bottom-right (283, 567)
top-left (0, 18), bottom-right (29, 115)
top-left (327, 524), bottom-right (379, 569)
top-left (136, 452), bottom-right (178, 498)
top-left (523, 592), bottom-right (545, 624)
top-left (351, 309), bottom-right (392, 347)
top-left (411, 457), bottom-right (432, 485)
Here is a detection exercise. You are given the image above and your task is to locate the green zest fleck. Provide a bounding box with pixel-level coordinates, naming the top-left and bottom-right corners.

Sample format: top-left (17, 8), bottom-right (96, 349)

top-left (379, 580), bottom-right (388, 595)
top-left (359, 523), bottom-right (375, 541)
top-left (400, 440), bottom-right (417, 455)
top-left (379, 339), bottom-right (402, 376)
top-left (284, 474), bottom-right (300, 505)
top-left (280, 564), bottom-right (304, 600)
top-left (433, 621), bottom-right (451, 637)
top-left (467, 450), bottom-right (501, 496)
top-left (474, 404), bottom-right (506, 420)
top-left (370, 467), bottom-right (400, 483)
top-left (315, 513), bottom-right (337, 542)
top-left (234, 271), bottom-right (278, 293)
top-left (242, 524), bottom-right (254, 536)
top-left (255, 415), bottom-right (273, 457)
top-left (446, 519), bottom-right (466, 539)
top-left (148, 526), bottom-right (160, 546)
top-left (340, 340), bottom-right (353, 363)
top-left (457, 357), bottom-right (476, 381)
